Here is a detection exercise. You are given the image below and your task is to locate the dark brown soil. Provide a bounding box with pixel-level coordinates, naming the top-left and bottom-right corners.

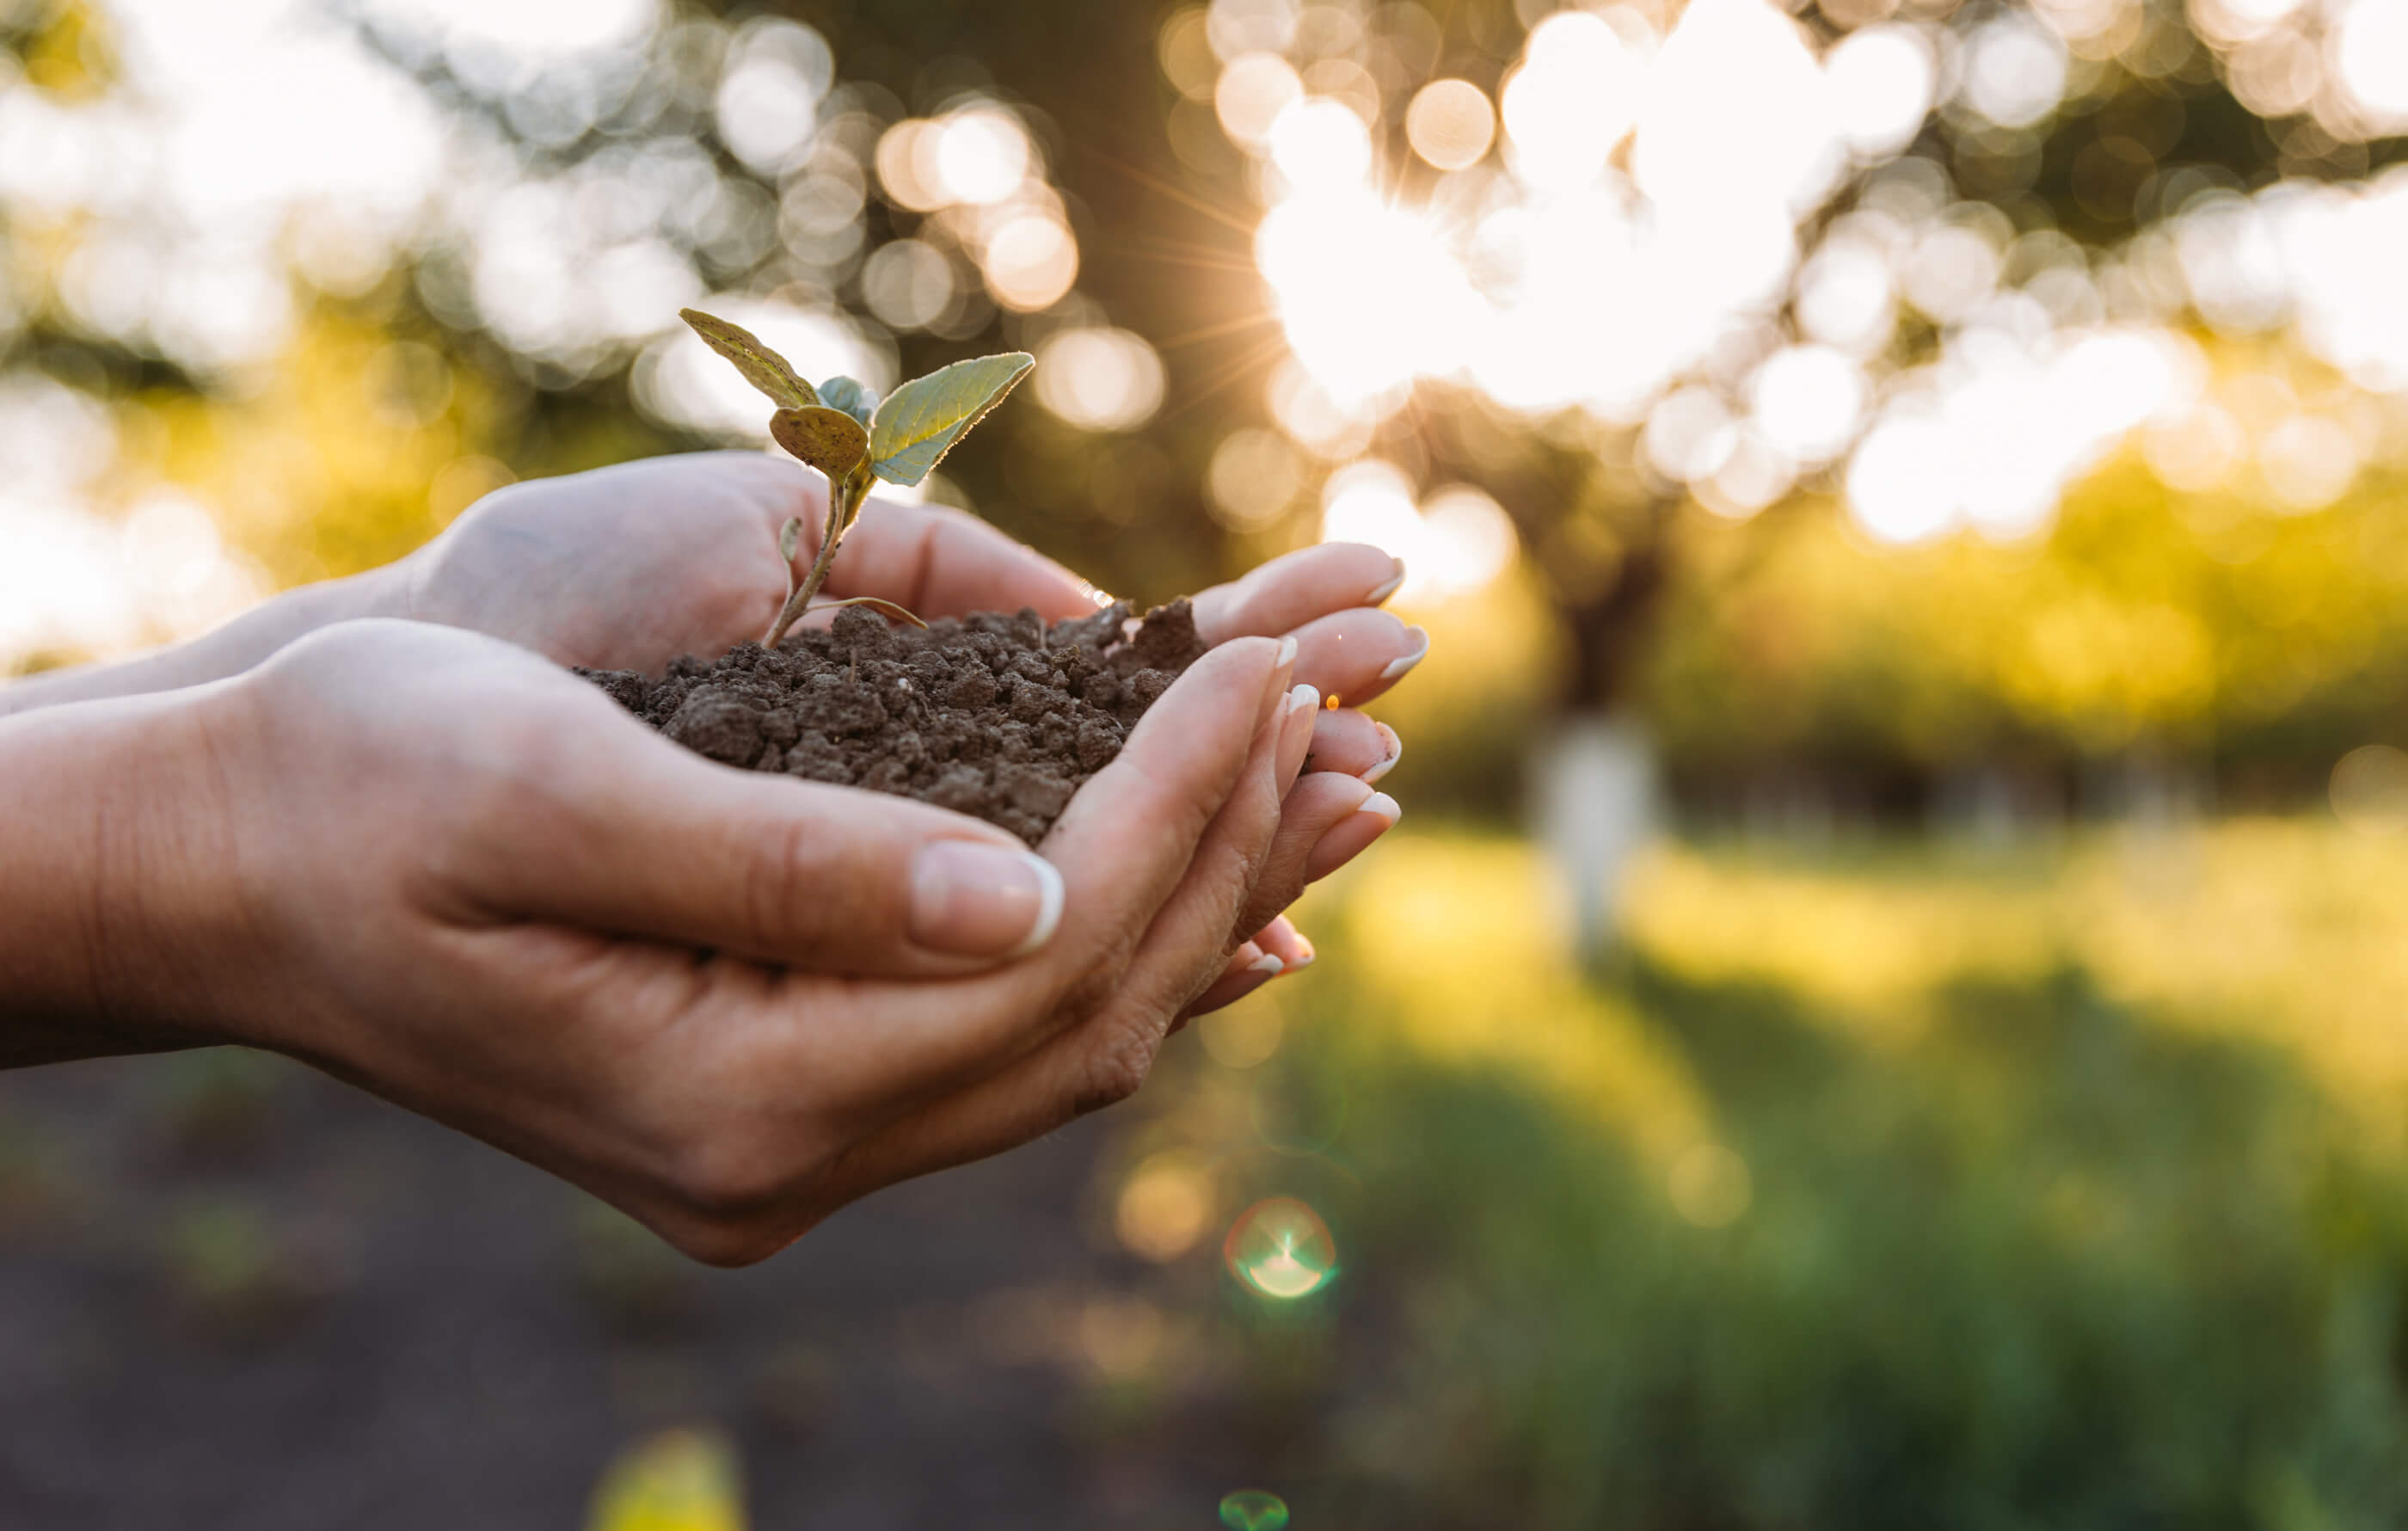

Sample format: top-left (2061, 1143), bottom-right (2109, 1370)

top-left (580, 599), bottom-right (1207, 845)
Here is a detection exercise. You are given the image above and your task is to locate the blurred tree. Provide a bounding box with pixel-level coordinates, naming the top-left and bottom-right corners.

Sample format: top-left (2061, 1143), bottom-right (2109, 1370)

top-left (9, 0), bottom-right (2408, 913)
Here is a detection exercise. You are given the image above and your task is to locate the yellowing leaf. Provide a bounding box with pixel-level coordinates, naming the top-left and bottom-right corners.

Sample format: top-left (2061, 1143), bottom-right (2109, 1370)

top-left (869, 352), bottom-right (1034, 487)
top-left (586, 1430), bottom-right (745, 1531)
top-left (817, 375), bottom-right (880, 427)
top-left (809, 594), bottom-right (930, 628)
top-left (679, 309), bottom-right (817, 411)
top-left (770, 405), bottom-right (870, 479)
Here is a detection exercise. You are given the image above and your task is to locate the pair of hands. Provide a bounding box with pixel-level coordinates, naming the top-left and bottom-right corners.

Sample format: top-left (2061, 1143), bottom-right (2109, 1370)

top-left (3, 452), bottom-right (1421, 1264)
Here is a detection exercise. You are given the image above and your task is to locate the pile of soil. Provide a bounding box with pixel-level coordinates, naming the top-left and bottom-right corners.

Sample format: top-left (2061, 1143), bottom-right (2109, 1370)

top-left (582, 599), bottom-right (1207, 845)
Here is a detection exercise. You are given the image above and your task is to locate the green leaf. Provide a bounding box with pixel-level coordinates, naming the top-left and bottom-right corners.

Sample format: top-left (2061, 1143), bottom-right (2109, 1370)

top-left (869, 352), bottom-right (1035, 487)
top-left (769, 405), bottom-right (870, 480)
top-left (679, 308), bottom-right (817, 411)
top-left (817, 376), bottom-right (879, 427)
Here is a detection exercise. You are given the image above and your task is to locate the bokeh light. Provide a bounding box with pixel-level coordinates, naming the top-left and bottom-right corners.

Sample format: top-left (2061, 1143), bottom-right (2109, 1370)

top-left (1033, 328), bottom-right (1168, 433)
top-left (1115, 1152), bottom-right (1213, 1263)
top-left (1198, 992), bottom-right (1288, 1067)
top-left (932, 107), bottom-right (1032, 206)
top-left (1501, 11), bottom-right (1643, 191)
top-left (2331, 745), bottom-right (2408, 833)
top-left (1223, 1196), bottom-right (1338, 1300)
top-left (360, 0), bottom-right (659, 57)
top-left (1216, 52), bottom-right (1303, 149)
top-left (978, 214), bottom-right (1080, 311)
top-left (714, 20), bottom-right (833, 175)
top-left (1207, 429), bottom-right (1308, 531)
top-left (1668, 1143), bottom-right (1754, 1227)
top-left (1318, 463), bottom-right (1515, 602)
top-left (1404, 77), bottom-right (1495, 170)
top-left (1219, 1489), bottom-right (1292, 1531)
top-left (1958, 13), bottom-right (2070, 129)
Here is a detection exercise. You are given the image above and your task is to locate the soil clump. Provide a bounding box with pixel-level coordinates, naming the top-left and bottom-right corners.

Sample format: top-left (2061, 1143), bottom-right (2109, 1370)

top-left (582, 599), bottom-right (1207, 845)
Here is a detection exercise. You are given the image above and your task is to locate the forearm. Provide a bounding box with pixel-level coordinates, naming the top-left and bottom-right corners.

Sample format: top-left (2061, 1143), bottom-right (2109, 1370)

top-left (0, 686), bottom-right (243, 1067)
top-left (0, 563), bottom-right (408, 719)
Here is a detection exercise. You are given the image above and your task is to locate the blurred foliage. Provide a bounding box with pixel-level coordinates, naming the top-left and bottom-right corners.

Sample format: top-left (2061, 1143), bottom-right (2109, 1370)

top-left (586, 1429), bottom-right (746, 1531)
top-left (1644, 438), bottom-right (2408, 802)
top-left (1115, 823), bottom-right (2408, 1524)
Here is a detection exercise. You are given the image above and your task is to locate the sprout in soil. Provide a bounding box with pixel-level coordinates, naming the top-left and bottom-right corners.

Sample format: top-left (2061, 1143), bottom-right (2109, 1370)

top-left (679, 308), bottom-right (1034, 648)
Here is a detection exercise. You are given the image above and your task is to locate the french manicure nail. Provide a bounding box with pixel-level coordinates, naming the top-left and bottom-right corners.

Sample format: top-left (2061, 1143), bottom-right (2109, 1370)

top-left (1275, 635), bottom-right (1299, 668)
top-left (909, 840), bottom-right (1064, 959)
top-left (1361, 722), bottom-right (1403, 784)
top-left (1365, 558), bottom-right (1406, 607)
top-left (1279, 684), bottom-right (1320, 779)
top-left (1378, 626), bottom-right (1430, 684)
top-left (1360, 791), bottom-right (1402, 827)
top-left (1248, 952), bottom-right (1286, 975)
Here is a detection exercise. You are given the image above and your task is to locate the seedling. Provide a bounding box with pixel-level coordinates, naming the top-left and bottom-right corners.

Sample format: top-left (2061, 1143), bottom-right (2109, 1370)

top-left (679, 308), bottom-right (1034, 648)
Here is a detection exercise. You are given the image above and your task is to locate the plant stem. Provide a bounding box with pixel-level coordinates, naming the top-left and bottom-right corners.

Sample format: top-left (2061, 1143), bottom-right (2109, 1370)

top-left (764, 476), bottom-right (851, 649)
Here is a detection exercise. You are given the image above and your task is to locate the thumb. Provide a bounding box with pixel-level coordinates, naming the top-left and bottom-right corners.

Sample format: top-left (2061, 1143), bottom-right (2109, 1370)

top-left (458, 722), bottom-right (1064, 979)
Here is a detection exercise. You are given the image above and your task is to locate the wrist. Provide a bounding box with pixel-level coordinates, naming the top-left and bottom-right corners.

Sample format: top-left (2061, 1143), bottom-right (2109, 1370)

top-left (0, 683), bottom-right (254, 1065)
top-left (0, 563), bottom-right (410, 719)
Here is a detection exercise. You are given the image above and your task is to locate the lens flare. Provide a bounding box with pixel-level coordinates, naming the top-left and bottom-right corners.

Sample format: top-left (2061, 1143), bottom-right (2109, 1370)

top-left (1223, 1197), bottom-right (1337, 1299)
top-left (1219, 1489), bottom-right (1292, 1531)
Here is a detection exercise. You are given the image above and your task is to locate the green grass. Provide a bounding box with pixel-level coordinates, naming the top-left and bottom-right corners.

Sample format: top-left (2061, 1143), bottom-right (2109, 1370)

top-left (1127, 822), bottom-right (2408, 1529)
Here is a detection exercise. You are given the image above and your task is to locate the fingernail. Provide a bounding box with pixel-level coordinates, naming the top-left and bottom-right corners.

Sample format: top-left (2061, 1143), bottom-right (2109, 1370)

top-left (1366, 558), bottom-right (1406, 607)
top-left (909, 841), bottom-right (1065, 959)
top-left (1248, 951), bottom-right (1285, 975)
top-left (1304, 787), bottom-right (1398, 881)
top-left (1280, 683), bottom-right (1319, 779)
top-left (1275, 635), bottom-right (1299, 670)
top-left (1290, 936), bottom-right (1317, 969)
top-left (1378, 626), bottom-right (1430, 684)
top-left (1361, 721), bottom-right (1404, 784)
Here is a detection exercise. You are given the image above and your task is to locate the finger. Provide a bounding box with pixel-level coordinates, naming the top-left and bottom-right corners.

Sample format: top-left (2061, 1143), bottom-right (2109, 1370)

top-left (456, 707), bottom-right (1067, 980)
top-left (1303, 710), bottom-right (1402, 781)
top-left (1306, 791), bottom-right (1400, 882)
top-left (1191, 543), bottom-right (1405, 644)
top-left (1226, 772), bottom-right (1383, 944)
top-left (1287, 608), bottom-right (1430, 707)
top-left (1253, 914), bottom-right (1314, 971)
top-left (1176, 915), bottom-right (1314, 1027)
top-left (817, 497), bottom-right (1097, 623)
top-left (1176, 941), bottom-right (1283, 1024)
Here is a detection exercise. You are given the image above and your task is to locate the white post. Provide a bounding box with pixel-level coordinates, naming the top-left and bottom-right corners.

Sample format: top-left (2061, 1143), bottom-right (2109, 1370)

top-left (1530, 710), bottom-right (1659, 962)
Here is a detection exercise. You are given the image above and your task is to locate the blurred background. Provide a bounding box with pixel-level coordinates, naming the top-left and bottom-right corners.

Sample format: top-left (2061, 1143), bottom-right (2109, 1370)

top-left (4, 0), bottom-right (2408, 1522)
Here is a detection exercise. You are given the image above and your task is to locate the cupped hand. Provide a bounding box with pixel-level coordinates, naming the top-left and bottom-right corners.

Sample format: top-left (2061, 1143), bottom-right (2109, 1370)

top-left (144, 618), bottom-right (1334, 1262)
top-left (403, 451), bottom-right (1423, 1006)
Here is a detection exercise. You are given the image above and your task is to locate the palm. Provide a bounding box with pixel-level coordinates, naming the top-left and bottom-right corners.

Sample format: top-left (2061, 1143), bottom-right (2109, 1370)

top-left (400, 452), bottom-right (798, 672)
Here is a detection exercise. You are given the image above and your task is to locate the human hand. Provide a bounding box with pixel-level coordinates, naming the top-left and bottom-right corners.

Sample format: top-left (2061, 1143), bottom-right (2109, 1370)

top-left (67, 618), bottom-right (1330, 1260)
top-left (404, 451), bottom-right (1425, 1000)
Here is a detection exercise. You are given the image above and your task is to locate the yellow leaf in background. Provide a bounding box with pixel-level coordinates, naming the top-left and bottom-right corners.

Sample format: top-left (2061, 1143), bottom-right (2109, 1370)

top-left (678, 309), bottom-right (819, 412)
top-left (869, 352), bottom-right (1033, 487)
top-left (585, 1429), bottom-right (746, 1531)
